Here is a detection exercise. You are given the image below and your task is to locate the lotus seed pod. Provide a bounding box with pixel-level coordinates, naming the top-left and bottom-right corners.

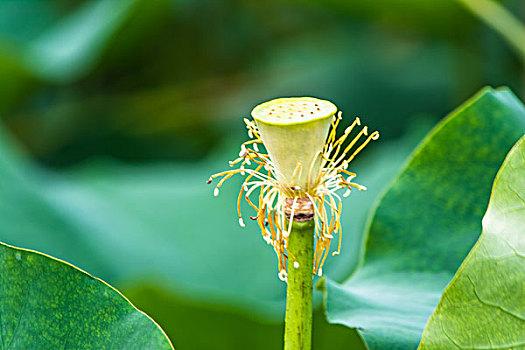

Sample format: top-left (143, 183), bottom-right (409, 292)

top-left (209, 95), bottom-right (379, 278)
top-left (251, 97), bottom-right (337, 192)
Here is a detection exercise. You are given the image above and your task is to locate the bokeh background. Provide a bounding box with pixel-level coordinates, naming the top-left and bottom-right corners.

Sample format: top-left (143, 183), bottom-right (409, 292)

top-left (0, 0), bottom-right (523, 349)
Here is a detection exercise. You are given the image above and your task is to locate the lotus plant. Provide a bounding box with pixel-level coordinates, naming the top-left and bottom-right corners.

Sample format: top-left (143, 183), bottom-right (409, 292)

top-left (208, 97), bottom-right (379, 350)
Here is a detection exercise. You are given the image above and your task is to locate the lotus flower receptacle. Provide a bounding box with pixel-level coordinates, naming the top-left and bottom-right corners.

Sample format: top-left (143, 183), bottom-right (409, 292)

top-left (252, 97), bottom-right (337, 193)
top-left (208, 96), bottom-right (379, 280)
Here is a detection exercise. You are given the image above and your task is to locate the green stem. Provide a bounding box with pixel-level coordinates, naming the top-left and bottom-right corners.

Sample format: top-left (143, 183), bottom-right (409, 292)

top-left (458, 0), bottom-right (525, 62)
top-left (284, 220), bottom-right (314, 350)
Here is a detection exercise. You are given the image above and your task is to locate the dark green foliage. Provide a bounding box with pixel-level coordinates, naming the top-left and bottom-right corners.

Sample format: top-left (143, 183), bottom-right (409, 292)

top-left (419, 136), bottom-right (525, 349)
top-left (322, 87), bottom-right (525, 349)
top-left (0, 243), bottom-right (172, 349)
top-left (0, 0), bottom-right (523, 348)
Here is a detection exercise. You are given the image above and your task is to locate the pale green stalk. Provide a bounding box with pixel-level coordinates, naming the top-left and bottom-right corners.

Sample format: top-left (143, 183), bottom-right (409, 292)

top-left (284, 220), bottom-right (315, 350)
top-left (458, 0), bottom-right (525, 61)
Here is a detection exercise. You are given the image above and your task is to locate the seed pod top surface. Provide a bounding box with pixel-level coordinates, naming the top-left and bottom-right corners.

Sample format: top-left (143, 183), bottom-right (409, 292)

top-left (251, 97), bottom-right (337, 125)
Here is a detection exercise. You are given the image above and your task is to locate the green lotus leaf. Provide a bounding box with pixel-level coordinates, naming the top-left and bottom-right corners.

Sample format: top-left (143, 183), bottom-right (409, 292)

top-left (321, 86), bottom-right (525, 349)
top-left (0, 242), bottom-right (173, 349)
top-left (418, 136), bottom-right (525, 349)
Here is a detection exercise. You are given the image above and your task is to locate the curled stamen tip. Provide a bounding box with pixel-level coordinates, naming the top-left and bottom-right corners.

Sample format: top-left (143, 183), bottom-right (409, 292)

top-left (356, 116), bottom-right (361, 124)
top-left (372, 132), bottom-right (380, 140)
top-left (239, 218), bottom-right (246, 227)
top-left (332, 251), bottom-right (340, 256)
top-left (358, 185), bottom-right (367, 191)
top-left (278, 270), bottom-right (288, 282)
top-left (250, 216), bottom-right (257, 220)
top-left (206, 177), bottom-right (212, 184)
top-left (343, 189), bottom-right (351, 197)
top-left (214, 188), bottom-right (220, 197)
top-left (363, 126), bottom-right (368, 136)
top-left (293, 261), bottom-right (300, 269)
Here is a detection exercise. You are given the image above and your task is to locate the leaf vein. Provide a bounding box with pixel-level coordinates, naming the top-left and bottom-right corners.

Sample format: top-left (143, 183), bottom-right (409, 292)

top-left (497, 235), bottom-right (525, 259)
top-left (508, 184), bottom-right (525, 206)
top-left (61, 328), bottom-right (73, 350)
top-left (467, 276), bottom-right (525, 322)
top-left (6, 283), bottom-right (32, 350)
top-left (0, 269), bottom-right (5, 350)
top-left (440, 323), bottom-right (462, 349)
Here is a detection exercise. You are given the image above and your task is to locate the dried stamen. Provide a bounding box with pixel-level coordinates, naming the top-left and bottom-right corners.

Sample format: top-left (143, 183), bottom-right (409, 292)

top-left (208, 98), bottom-right (379, 279)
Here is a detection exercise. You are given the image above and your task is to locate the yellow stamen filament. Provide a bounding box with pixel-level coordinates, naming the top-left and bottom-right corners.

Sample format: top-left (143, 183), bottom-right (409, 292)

top-left (346, 131), bottom-right (380, 164)
top-left (290, 162), bottom-right (303, 187)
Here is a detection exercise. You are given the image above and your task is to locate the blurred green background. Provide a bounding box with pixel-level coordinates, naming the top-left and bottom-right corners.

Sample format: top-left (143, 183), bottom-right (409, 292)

top-left (0, 0), bottom-right (523, 349)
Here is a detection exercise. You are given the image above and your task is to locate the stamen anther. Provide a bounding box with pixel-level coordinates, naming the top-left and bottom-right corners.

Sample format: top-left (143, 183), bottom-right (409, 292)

top-left (278, 270), bottom-right (287, 282)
